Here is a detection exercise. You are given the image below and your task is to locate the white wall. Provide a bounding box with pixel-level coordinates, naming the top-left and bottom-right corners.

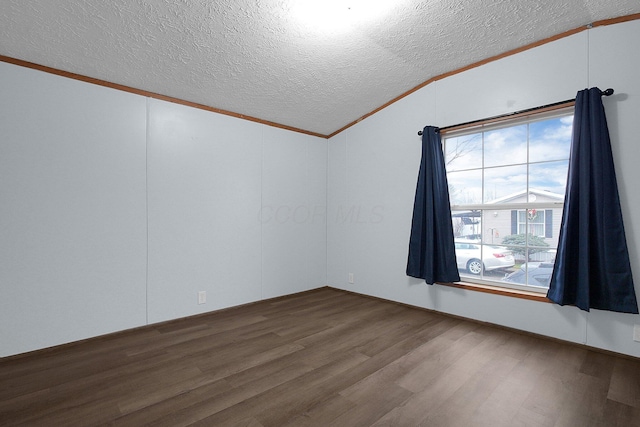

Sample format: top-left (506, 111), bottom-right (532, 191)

top-left (0, 62), bottom-right (327, 357)
top-left (0, 64), bottom-right (148, 357)
top-left (147, 100), bottom-right (327, 323)
top-left (328, 20), bottom-right (640, 358)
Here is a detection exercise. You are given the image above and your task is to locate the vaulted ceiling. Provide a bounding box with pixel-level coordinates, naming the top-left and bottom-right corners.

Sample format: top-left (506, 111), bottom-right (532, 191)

top-left (2, 1), bottom-right (639, 137)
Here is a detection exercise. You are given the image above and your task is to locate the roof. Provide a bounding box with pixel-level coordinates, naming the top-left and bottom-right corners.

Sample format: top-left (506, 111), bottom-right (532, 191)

top-left (487, 189), bottom-right (565, 205)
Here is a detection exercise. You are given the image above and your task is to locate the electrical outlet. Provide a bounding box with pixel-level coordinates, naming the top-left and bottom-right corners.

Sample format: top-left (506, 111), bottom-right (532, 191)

top-left (634, 324), bottom-right (640, 342)
top-left (348, 273), bottom-right (354, 284)
top-left (198, 291), bottom-right (206, 305)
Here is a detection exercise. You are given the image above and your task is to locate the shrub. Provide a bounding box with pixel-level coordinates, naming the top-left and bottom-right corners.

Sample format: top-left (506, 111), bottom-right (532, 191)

top-left (501, 233), bottom-right (549, 260)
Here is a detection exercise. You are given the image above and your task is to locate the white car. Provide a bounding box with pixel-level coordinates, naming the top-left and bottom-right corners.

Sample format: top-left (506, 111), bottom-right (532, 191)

top-left (454, 240), bottom-right (515, 275)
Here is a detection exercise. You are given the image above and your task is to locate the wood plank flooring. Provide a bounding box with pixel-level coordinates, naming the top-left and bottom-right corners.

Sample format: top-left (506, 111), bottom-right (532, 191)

top-left (2, 287), bottom-right (640, 426)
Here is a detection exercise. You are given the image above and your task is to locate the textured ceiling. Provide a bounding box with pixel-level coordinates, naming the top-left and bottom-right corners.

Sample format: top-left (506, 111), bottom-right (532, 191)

top-left (1, 1), bottom-right (639, 136)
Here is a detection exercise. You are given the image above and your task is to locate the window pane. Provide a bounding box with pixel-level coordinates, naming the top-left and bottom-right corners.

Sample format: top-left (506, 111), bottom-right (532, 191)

top-left (455, 242), bottom-right (516, 281)
top-left (484, 165), bottom-right (527, 203)
top-left (529, 210), bottom-right (544, 224)
top-left (483, 208), bottom-right (515, 245)
top-left (518, 211), bottom-right (526, 222)
top-left (529, 161), bottom-right (569, 196)
top-left (503, 259), bottom-right (554, 288)
top-left (484, 125), bottom-right (527, 167)
top-left (448, 169), bottom-right (482, 205)
top-left (503, 208), bottom-right (557, 258)
top-left (445, 133), bottom-right (483, 171)
top-left (533, 224), bottom-right (544, 236)
top-left (481, 244), bottom-right (515, 276)
top-left (529, 116), bottom-right (573, 163)
top-left (451, 210), bottom-right (482, 240)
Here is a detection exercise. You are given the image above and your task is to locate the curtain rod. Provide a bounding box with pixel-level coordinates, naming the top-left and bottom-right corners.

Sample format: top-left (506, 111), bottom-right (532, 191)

top-left (417, 88), bottom-right (614, 136)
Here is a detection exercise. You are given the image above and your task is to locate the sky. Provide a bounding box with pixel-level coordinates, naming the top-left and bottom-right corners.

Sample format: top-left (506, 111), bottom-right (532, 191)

top-left (445, 114), bottom-right (572, 205)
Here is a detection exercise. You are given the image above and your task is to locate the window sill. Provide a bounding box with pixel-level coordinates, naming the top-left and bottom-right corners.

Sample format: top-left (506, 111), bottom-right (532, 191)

top-left (438, 281), bottom-right (551, 303)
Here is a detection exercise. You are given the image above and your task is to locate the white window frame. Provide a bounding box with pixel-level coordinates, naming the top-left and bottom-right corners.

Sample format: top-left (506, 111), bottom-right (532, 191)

top-left (443, 107), bottom-right (573, 293)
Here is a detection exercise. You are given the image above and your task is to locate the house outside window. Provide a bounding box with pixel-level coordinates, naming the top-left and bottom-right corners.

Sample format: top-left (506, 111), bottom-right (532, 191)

top-left (444, 107), bottom-right (573, 291)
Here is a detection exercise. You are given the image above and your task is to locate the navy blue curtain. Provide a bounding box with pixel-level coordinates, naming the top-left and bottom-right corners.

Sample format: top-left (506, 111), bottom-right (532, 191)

top-left (407, 126), bottom-right (460, 284)
top-left (547, 88), bottom-right (638, 313)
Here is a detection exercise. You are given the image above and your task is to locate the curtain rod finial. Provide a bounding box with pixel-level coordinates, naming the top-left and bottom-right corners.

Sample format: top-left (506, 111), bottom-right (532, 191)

top-left (602, 88), bottom-right (614, 96)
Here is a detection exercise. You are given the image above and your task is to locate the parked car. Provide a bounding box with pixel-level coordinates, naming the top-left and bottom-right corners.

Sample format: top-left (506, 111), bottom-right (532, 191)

top-left (504, 262), bottom-right (554, 287)
top-left (454, 240), bottom-right (515, 275)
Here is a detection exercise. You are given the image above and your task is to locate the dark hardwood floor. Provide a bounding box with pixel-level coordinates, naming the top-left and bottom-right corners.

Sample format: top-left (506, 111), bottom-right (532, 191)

top-left (2, 287), bottom-right (640, 426)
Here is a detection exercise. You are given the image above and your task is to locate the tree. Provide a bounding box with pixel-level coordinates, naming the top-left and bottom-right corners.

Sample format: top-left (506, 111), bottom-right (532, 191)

top-left (501, 233), bottom-right (549, 260)
top-left (445, 134), bottom-right (481, 166)
top-left (452, 217), bottom-right (465, 237)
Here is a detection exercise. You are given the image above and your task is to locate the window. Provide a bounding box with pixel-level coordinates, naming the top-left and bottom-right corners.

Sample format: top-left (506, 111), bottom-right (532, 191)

top-left (444, 107), bottom-right (572, 292)
top-left (516, 209), bottom-right (551, 238)
top-left (518, 209), bottom-right (544, 236)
